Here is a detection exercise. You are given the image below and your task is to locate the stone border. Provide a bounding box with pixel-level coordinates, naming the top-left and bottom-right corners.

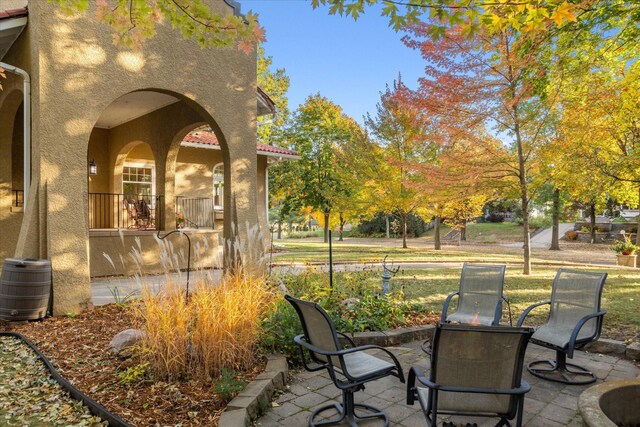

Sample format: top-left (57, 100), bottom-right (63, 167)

top-left (584, 338), bottom-right (640, 361)
top-left (346, 324), bottom-right (435, 347)
top-left (219, 354), bottom-right (288, 427)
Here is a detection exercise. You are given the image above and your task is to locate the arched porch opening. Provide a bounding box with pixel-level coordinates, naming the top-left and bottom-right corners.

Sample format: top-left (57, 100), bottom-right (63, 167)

top-left (85, 89), bottom-right (227, 277)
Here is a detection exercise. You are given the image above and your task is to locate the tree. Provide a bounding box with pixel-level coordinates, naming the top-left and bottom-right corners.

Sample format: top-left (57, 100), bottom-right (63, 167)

top-left (363, 80), bottom-right (433, 249)
top-left (257, 46), bottom-right (291, 146)
top-left (312, 0), bottom-right (588, 36)
top-left (280, 94), bottom-right (357, 243)
top-left (50, 0), bottom-right (265, 50)
top-left (404, 23), bottom-right (560, 274)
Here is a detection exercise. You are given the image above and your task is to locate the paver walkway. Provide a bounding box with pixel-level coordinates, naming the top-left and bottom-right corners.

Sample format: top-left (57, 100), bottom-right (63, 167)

top-left (257, 341), bottom-right (639, 426)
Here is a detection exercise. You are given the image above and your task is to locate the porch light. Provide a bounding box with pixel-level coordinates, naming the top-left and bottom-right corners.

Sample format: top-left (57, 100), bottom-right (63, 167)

top-left (89, 159), bottom-right (97, 175)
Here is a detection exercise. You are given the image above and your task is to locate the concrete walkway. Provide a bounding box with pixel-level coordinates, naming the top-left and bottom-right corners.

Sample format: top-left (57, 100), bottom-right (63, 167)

top-left (503, 223), bottom-right (575, 249)
top-left (257, 342), bottom-right (639, 426)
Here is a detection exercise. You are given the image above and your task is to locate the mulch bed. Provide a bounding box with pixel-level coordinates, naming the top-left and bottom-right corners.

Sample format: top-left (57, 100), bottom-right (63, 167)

top-left (0, 304), bottom-right (264, 426)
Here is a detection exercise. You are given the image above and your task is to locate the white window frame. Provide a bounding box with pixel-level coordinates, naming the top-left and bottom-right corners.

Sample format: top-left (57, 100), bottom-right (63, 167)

top-left (213, 162), bottom-right (224, 209)
top-left (123, 161), bottom-right (156, 208)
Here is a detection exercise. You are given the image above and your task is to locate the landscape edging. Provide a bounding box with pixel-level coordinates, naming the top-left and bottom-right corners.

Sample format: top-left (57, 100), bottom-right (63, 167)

top-left (219, 354), bottom-right (288, 427)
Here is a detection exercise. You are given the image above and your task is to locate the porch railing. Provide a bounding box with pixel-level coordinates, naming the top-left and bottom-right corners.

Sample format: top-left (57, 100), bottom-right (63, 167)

top-left (88, 193), bottom-right (164, 230)
top-left (12, 190), bottom-right (24, 207)
top-left (175, 196), bottom-right (219, 229)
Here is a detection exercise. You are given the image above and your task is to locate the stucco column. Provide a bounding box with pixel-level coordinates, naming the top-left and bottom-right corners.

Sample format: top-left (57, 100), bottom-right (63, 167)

top-left (223, 132), bottom-right (261, 268)
top-left (156, 143), bottom-right (175, 231)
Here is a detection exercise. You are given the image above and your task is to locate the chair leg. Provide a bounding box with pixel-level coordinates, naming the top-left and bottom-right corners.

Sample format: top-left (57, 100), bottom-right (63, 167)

top-left (310, 389), bottom-right (388, 427)
top-left (527, 350), bottom-right (596, 385)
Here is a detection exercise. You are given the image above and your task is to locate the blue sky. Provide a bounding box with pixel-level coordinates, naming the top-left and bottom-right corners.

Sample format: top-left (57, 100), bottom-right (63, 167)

top-left (243, 0), bottom-right (426, 123)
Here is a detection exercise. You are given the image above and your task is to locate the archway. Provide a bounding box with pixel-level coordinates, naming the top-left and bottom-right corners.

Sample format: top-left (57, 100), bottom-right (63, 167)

top-left (86, 89), bottom-right (231, 277)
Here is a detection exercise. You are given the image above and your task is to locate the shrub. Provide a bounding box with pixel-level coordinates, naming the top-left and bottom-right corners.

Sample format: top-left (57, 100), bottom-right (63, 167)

top-left (485, 213), bottom-right (504, 223)
top-left (261, 267), bottom-right (411, 362)
top-left (564, 230), bottom-right (578, 241)
top-left (213, 368), bottom-right (247, 402)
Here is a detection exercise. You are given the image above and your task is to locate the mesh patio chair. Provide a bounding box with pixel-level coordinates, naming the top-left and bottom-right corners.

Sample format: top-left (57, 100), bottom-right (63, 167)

top-left (407, 324), bottom-right (534, 427)
top-left (285, 295), bottom-right (405, 427)
top-left (517, 269), bottom-right (607, 385)
top-left (441, 263), bottom-right (507, 326)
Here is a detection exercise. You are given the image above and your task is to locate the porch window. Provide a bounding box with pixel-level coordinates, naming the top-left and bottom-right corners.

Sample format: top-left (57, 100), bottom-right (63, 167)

top-left (123, 163), bottom-right (155, 204)
top-left (213, 163), bottom-right (223, 208)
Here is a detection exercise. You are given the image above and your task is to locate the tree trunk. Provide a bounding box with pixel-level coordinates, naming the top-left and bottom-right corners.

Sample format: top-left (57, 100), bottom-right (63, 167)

top-left (434, 216), bottom-right (441, 250)
top-left (512, 100), bottom-right (530, 275)
top-left (324, 212), bottom-right (330, 243)
top-left (550, 188), bottom-right (560, 250)
top-left (338, 212), bottom-right (345, 241)
top-left (402, 214), bottom-right (408, 249)
top-left (589, 203), bottom-right (596, 244)
top-left (521, 197), bottom-right (531, 274)
top-left (277, 221), bottom-right (282, 240)
top-left (461, 222), bottom-right (466, 241)
top-left (386, 215), bottom-right (390, 239)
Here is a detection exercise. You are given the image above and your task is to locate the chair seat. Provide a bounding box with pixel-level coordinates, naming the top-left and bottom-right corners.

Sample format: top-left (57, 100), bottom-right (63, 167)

top-left (336, 351), bottom-right (396, 379)
top-left (532, 324), bottom-right (594, 349)
top-left (447, 312), bottom-right (496, 326)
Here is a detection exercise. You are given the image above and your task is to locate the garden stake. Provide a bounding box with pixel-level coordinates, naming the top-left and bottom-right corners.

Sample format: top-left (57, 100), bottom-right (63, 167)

top-left (329, 230), bottom-right (333, 288)
top-left (156, 229), bottom-right (191, 301)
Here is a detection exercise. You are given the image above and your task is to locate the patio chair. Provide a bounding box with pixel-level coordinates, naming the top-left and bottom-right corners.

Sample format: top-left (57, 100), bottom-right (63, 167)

top-left (285, 295), bottom-right (405, 427)
top-left (407, 323), bottom-right (534, 427)
top-left (517, 269), bottom-right (607, 385)
top-left (441, 263), bottom-right (507, 326)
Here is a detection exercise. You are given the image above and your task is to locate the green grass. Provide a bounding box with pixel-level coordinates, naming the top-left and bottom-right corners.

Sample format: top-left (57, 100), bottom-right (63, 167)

top-left (337, 266), bottom-right (640, 341)
top-left (466, 223), bottom-right (524, 243)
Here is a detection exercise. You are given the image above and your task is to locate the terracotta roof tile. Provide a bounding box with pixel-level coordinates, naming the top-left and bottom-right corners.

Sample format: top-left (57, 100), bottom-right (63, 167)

top-left (183, 131), bottom-right (298, 157)
top-left (0, 7), bottom-right (28, 20)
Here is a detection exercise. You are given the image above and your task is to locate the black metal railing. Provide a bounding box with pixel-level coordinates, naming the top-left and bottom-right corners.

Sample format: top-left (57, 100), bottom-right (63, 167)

top-left (12, 190), bottom-right (24, 207)
top-left (175, 196), bottom-right (218, 229)
top-left (88, 193), bottom-right (164, 230)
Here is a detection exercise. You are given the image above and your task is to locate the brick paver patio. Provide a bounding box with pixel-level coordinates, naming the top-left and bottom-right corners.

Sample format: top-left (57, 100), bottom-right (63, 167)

top-left (257, 341), bottom-right (639, 426)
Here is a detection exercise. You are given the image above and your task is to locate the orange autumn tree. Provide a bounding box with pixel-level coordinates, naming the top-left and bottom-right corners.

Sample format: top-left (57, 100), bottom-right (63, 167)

top-left (403, 24), bottom-right (558, 274)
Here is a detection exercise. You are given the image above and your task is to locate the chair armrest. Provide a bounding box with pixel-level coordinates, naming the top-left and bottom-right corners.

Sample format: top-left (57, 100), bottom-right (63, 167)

top-left (419, 377), bottom-right (531, 396)
top-left (441, 291), bottom-right (460, 323)
top-left (407, 366), bottom-right (428, 405)
top-left (566, 310), bottom-right (607, 358)
top-left (516, 301), bottom-right (551, 326)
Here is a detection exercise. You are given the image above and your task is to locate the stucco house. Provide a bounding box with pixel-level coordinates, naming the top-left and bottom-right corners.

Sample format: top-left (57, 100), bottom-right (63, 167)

top-left (0, 0), bottom-right (295, 314)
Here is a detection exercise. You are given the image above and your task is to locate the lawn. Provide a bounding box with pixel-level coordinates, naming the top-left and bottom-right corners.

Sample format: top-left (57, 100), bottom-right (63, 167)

top-left (271, 234), bottom-right (638, 343)
top-left (382, 267), bottom-right (640, 342)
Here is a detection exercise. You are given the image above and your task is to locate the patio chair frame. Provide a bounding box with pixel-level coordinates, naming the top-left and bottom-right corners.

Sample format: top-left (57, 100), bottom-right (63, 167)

top-left (441, 263), bottom-right (507, 326)
top-left (285, 295), bottom-right (405, 427)
top-left (517, 269), bottom-right (607, 385)
top-left (408, 323), bottom-right (533, 427)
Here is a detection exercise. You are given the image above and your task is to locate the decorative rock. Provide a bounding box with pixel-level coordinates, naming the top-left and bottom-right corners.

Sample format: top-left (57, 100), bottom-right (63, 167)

top-left (109, 329), bottom-right (144, 354)
top-left (626, 342), bottom-right (640, 361)
top-left (583, 338), bottom-right (626, 356)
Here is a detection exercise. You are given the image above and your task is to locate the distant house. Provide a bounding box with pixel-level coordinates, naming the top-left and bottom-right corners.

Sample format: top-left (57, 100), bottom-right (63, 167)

top-left (0, 1), bottom-right (296, 314)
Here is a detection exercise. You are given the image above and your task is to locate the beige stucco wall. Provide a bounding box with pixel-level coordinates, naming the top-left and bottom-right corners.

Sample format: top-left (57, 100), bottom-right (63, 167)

top-left (89, 229), bottom-right (221, 277)
top-left (0, 0), bottom-right (261, 314)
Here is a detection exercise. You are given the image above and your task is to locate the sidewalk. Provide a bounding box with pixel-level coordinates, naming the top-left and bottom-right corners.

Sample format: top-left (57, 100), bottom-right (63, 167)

top-left (257, 341), bottom-right (639, 426)
top-left (503, 223), bottom-right (575, 249)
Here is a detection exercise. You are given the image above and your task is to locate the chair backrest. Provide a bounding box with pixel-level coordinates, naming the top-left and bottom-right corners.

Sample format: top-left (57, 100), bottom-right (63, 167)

top-left (456, 263), bottom-right (506, 324)
top-left (548, 269), bottom-right (607, 342)
top-left (430, 323), bottom-right (533, 417)
top-left (285, 295), bottom-right (343, 367)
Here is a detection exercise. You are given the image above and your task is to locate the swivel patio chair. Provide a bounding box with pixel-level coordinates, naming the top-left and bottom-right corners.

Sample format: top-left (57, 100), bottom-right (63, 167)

top-left (517, 269), bottom-right (607, 385)
top-left (285, 295), bottom-right (405, 427)
top-left (407, 323), bottom-right (533, 427)
top-left (441, 263), bottom-right (507, 326)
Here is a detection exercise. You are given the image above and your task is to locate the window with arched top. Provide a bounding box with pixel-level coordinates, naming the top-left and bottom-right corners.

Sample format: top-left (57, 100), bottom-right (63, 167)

top-left (213, 163), bottom-right (224, 208)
